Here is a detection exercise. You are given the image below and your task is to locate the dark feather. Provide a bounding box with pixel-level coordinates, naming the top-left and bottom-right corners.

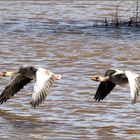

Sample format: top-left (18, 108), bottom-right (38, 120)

top-left (94, 69), bottom-right (116, 101)
top-left (0, 74), bottom-right (32, 104)
top-left (104, 69), bottom-right (116, 76)
top-left (94, 81), bottom-right (116, 101)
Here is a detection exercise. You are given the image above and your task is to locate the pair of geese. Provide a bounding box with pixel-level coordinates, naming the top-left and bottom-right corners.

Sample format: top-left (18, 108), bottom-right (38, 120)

top-left (0, 65), bottom-right (140, 108)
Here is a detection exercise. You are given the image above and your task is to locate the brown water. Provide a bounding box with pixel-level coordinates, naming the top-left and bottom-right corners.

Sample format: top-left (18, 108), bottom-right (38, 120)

top-left (0, 1), bottom-right (140, 140)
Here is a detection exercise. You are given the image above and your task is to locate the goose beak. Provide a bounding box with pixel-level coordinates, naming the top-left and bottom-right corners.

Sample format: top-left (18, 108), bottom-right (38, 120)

top-left (0, 71), bottom-right (16, 77)
top-left (91, 76), bottom-right (99, 81)
top-left (0, 72), bottom-right (6, 76)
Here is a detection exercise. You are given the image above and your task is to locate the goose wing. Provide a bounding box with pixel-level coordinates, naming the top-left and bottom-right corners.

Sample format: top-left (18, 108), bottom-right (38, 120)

top-left (0, 74), bottom-right (32, 104)
top-left (94, 69), bottom-right (116, 101)
top-left (125, 71), bottom-right (140, 104)
top-left (31, 69), bottom-right (54, 108)
top-left (94, 81), bottom-right (116, 101)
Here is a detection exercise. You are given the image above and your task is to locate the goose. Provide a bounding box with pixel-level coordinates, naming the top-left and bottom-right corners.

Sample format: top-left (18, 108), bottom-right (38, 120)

top-left (0, 66), bottom-right (61, 108)
top-left (91, 68), bottom-right (140, 104)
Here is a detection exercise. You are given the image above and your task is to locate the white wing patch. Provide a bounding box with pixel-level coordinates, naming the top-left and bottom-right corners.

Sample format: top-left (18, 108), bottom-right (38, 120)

top-left (125, 71), bottom-right (140, 104)
top-left (31, 68), bottom-right (54, 108)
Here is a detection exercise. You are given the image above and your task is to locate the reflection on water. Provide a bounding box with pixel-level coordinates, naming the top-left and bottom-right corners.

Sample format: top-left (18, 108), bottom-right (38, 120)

top-left (0, 1), bottom-right (140, 140)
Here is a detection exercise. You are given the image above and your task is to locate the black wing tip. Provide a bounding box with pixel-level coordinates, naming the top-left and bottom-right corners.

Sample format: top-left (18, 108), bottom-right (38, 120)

top-left (94, 95), bottom-right (105, 102)
top-left (94, 90), bottom-right (106, 102)
top-left (93, 81), bottom-right (116, 103)
top-left (0, 96), bottom-right (9, 104)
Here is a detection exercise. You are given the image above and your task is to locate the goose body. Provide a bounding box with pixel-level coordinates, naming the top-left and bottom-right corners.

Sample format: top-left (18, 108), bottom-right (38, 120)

top-left (91, 68), bottom-right (140, 104)
top-left (0, 66), bottom-right (61, 108)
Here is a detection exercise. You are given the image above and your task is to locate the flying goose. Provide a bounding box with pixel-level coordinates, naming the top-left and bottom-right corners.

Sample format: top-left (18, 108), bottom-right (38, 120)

top-left (0, 66), bottom-right (61, 108)
top-left (91, 68), bottom-right (140, 104)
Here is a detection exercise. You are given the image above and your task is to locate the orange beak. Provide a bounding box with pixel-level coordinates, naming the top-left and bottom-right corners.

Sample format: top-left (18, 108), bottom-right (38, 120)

top-left (0, 72), bottom-right (6, 76)
top-left (91, 76), bottom-right (98, 81)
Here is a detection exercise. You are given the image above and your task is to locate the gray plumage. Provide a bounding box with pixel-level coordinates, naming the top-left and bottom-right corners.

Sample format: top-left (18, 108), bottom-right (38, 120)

top-left (92, 68), bottom-right (140, 104)
top-left (0, 66), bottom-right (61, 108)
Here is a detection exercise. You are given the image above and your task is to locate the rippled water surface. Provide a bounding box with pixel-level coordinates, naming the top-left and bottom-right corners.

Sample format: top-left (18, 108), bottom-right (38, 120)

top-left (0, 1), bottom-right (140, 140)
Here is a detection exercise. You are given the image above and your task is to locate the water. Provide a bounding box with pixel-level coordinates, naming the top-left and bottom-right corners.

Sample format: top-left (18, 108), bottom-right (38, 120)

top-left (0, 1), bottom-right (140, 140)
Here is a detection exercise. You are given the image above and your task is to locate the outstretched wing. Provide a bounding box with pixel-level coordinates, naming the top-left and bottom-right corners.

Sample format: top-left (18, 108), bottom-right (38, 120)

top-left (31, 69), bottom-right (54, 108)
top-left (125, 71), bottom-right (140, 104)
top-left (94, 81), bottom-right (116, 101)
top-left (0, 74), bottom-right (32, 104)
top-left (94, 69), bottom-right (116, 101)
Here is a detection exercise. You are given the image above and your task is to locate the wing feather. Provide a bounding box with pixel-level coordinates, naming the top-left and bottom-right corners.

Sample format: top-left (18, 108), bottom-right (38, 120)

top-left (0, 74), bottom-right (32, 104)
top-left (94, 81), bottom-right (116, 101)
top-left (125, 71), bottom-right (140, 104)
top-left (31, 78), bottom-right (54, 108)
top-left (31, 69), bottom-right (55, 108)
top-left (94, 69), bottom-right (116, 101)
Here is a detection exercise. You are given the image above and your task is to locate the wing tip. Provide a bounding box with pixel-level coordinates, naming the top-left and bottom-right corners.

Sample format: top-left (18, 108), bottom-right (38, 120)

top-left (94, 91), bottom-right (106, 102)
top-left (30, 100), bottom-right (38, 108)
top-left (0, 96), bottom-right (9, 104)
top-left (131, 98), bottom-right (137, 105)
top-left (94, 97), bottom-right (104, 102)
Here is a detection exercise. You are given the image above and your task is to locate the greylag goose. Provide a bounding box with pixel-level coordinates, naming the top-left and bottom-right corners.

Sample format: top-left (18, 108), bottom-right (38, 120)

top-left (0, 66), bottom-right (61, 108)
top-left (91, 68), bottom-right (140, 104)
